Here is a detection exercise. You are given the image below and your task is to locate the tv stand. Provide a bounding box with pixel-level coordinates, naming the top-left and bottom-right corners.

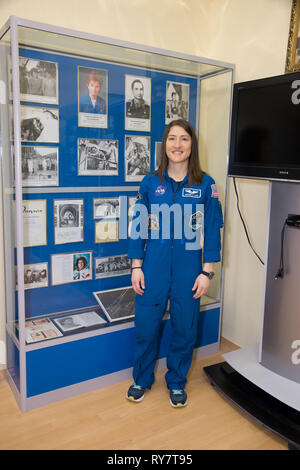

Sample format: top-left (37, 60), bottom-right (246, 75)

top-left (204, 181), bottom-right (300, 449)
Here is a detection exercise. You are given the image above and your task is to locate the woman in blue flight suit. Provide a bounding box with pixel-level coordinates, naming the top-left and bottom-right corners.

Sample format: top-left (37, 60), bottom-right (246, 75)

top-left (127, 119), bottom-right (223, 407)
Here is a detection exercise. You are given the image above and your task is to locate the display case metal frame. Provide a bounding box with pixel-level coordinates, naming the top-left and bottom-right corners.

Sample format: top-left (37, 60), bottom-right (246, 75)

top-left (0, 16), bottom-right (234, 411)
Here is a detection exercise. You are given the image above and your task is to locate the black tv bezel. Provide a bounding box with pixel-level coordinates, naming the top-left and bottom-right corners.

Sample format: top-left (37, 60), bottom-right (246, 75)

top-left (228, 71), bottom-right (300, 183)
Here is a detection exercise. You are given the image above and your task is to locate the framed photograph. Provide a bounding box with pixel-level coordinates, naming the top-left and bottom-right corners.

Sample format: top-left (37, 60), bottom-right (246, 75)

top-left (93, 197), bottom-right (120, 219)
top-left (285, 0), bottom-right (300, 73)
top-left (21, 145), bottom-right (58, 187)
top-left (20, 106), bottom-right (59, 143)
top-left (93, 286), bottom-right (136, 322)
top-left (165, 81), bottom-right (189, 124)
top-left (95, 254), bottom-right (131, 279)
top-left (53, 311), bottom-right (106, 333)
top-left (23, 262), bottom-right (49, 290)
top-left (125, 135), bottom-right (150, 182)
top-left (17, 318), bottom-right (63, 344)
top-left (125, 75), bottom-right (151, 132)
top-left (155, 141), bottom-right (162, 170)
top-left (78, 66), bottom-right (108, 128)
top-left (51, 251), bottom-right (92, 286)
top-left (54, 199), bottom-right (84, 245)
top-left (18, 56), bottom-right (59, 104)
top-left (95, 220), bottom-right (119, 243)
top-left (22, 199), bottom-right (47, 247)
top-left (78, 138), bottom-right (118, 176)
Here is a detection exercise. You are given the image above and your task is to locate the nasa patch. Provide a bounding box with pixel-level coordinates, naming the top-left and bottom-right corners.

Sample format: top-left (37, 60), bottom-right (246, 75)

top-left (155, 185), bottom-right (167, 196)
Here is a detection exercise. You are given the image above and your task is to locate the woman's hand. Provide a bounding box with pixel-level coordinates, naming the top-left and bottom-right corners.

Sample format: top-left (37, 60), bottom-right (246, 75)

top-left (131, 268), bottom-right (145, 295)
top-left (192, 274), bottom-right (210, 299)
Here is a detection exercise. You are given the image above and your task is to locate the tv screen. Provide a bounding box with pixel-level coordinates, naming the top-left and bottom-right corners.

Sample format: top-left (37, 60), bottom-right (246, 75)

top-left (228, 72), bottom-right (300, 182)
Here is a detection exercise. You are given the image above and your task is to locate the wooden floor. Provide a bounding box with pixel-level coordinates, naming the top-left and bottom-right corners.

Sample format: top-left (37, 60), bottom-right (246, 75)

top-left (0, 338), bottom-right (287, 450)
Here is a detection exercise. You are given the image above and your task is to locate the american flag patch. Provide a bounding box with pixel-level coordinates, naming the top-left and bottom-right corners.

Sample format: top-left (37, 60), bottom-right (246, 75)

top-left (211, 184), bottom-right (219, 198)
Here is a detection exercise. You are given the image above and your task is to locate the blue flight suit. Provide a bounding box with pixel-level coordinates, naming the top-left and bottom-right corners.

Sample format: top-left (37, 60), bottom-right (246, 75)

top-left (128, 169), bottom-right (223, 390)
top-left (79, 92), bottom-right (106, 114)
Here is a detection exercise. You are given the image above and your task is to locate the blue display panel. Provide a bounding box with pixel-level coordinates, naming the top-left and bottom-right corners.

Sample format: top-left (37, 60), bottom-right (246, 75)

top-left (26, 308), bottom-right (219, 397)
top-left (19, 47), bottom-right (198, 320)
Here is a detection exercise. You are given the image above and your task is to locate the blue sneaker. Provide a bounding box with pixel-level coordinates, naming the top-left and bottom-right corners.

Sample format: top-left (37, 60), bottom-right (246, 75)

top-left (169, 389), bottom-right (188, 407)
top-left (126, 383), bottom-right (145, 402)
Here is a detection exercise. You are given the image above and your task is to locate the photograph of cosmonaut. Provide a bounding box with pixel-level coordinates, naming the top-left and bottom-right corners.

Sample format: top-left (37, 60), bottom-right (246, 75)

top-left (155, 141), bottom-right (162, 170)
top-left (78, 66), bottom-right (108, 128)
top-left (95, 254), bottom-right (131, 279)
top-left (22, 262), bottom-right (48, 290)
top-left (93, 197), bottom-right (120, 219)
top-left (125, 75), bottom-right (151, 132)
top-left (20, 106), bottom-right (59, 143)
top-left (21, 146), bottom-right (58, 187)
top-left (125, 135), bottom-right (150, 182)
top-left (51, 251), bottom-right (92, 285)
top-left (54, 199), bottom-right (84, 245)
top-left (78, 138), bottom-right (118, 176)
top-left (165, 81), bottom-right (189, 124)
top-left (73, 254), bottom-right (91, 280)
top-left (18, 56), bottom-right (58, 105)
top-left (93, 286), bottom-right (136, 322)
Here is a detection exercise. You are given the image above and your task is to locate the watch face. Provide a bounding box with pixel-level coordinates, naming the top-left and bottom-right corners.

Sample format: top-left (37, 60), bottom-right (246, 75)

top-left (208, 272), bottom-right (215, 280)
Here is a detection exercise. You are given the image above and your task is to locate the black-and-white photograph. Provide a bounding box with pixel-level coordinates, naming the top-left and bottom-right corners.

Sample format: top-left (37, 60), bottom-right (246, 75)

top-left (53, 311), bottom-right (106, 333)
top-left (23, 262), bottom-right (48, 290)
top-left (155, 141), bottom-right (162, 170)
top-left (18, 56), bottom-right (58, 105)
top-left (93, 286), bottom-right (136, 322)
top-left (21, 146), bottom-right (59, 187)
top-left (95, 254), bottom-right (131, 279)
top-left (78, 66), bottom-right (108, 128)
top-left (93, 197), bottom-right (120, 219)
top-left (125, 75), bottom-right (151, 132)
top-left (165, 81), bottom-right (189, 124)
top-left (78, 138), bottom-right (118, 176)
top-left (125, 135), bottom-right (150, 182)
top-left (54, 199), bottom-right (84, 245)
top-left (20, 105), bottom-right (59, 143)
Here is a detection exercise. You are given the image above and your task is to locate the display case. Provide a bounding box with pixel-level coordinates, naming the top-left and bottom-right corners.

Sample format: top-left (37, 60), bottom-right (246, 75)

top-left (0, 16), bottom-right (234, 411)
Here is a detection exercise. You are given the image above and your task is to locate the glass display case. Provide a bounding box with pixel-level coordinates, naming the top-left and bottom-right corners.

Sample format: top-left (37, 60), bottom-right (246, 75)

top-left (0, 16), bottom-right (234, 411)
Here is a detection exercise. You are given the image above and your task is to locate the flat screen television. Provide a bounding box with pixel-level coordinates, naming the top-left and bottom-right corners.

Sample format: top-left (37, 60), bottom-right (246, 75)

top-left (228, 72), bottom-right (300, 182)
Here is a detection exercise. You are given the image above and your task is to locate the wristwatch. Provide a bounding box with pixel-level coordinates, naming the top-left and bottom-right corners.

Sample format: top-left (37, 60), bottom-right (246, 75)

top-left (201, 270), bottom-right (215, 280)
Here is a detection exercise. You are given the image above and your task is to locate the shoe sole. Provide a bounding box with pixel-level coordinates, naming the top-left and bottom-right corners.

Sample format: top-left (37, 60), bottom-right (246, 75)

top-left (169, 398), bottom-right (188, 408)
top-left (126, 393), bottom-right (145, 403)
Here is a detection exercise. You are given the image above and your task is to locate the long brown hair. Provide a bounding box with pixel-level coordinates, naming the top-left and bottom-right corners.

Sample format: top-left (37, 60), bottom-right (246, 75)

top-left (155, 119), bottom-right (204, 186)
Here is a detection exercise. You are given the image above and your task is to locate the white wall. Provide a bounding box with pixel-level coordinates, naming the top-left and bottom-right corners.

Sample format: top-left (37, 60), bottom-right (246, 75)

top-left (0, 0), bottom-right (293, 366)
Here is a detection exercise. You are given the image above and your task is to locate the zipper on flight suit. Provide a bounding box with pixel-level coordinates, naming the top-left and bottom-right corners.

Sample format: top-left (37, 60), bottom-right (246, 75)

top-left (170, 178), bottom-right (183, 278)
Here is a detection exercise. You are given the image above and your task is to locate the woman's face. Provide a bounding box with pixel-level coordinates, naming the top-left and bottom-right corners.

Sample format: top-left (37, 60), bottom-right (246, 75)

top-left (166, 125), bottom-right (192, 164)
top-left (77, 259), bottom-right (85, 270)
